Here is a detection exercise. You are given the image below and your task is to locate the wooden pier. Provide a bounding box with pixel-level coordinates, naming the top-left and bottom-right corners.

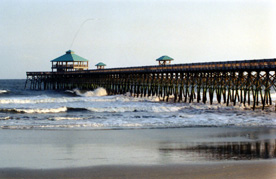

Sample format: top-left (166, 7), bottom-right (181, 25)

top-left (26, 58), bottom-right (276, 110)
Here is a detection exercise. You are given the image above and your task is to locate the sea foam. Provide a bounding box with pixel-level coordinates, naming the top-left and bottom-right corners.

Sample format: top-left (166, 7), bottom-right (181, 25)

top-left (0, 90), bottom-right (9, 94)
top-left (0, 107), bottom-right (67, 114)
top-left (70, 87), bottom-right (107, 97)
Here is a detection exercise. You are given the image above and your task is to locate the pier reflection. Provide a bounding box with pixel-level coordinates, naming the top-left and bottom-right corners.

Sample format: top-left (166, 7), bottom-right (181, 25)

top-left (159, 140), bottom-right (276, 160)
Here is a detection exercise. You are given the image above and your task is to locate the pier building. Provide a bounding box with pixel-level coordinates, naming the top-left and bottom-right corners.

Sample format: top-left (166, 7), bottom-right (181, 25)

top-left (51, 50), bottom-right (89, 72)
top-left (95, 62), bottom-right (106, 69)
top-left (156, 55), bottom-right (174, 65)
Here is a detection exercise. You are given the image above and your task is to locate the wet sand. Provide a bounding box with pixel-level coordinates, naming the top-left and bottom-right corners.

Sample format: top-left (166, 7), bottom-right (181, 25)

top-left (0, 127), bottom-right (276, 178)
top-left (1, 161), bottom-right (276, 179)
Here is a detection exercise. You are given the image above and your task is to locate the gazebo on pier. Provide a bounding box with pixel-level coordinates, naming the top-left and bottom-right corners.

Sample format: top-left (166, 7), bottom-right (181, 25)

top-left (51, 50), bottom-right (89, 72)
top-left (156, 55), bottom-right (174, 65)
top-left (95, 62), bottom-right (106, 69)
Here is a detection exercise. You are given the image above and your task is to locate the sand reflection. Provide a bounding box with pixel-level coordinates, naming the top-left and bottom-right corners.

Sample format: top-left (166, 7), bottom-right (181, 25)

top-left (159, 140), bottom-right (276, 160)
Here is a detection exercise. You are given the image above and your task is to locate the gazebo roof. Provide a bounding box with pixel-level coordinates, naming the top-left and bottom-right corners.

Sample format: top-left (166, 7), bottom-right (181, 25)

top-left (95, 62), bottom-right (106, 66)
top-left (156, 55), bottom-right (174, 61)
top-left (51, 50), bottom-right (89, 62)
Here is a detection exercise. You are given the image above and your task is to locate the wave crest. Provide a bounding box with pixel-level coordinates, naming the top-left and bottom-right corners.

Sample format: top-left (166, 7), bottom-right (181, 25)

top-left (0, 90), bottom-right (9, 94)
top-left (69, 87), bottom-right (107, 97)
top-left (0, 107), bottom-right (67, 114)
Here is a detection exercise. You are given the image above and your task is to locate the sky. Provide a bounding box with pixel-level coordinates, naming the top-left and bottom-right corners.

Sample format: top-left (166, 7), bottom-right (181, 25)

top-left (0, 0), bottom-right (276, 79)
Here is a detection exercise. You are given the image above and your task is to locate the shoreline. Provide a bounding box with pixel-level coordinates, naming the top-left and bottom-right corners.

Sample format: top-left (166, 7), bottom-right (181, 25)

top-left (1, 160), bottom-right (276, 179)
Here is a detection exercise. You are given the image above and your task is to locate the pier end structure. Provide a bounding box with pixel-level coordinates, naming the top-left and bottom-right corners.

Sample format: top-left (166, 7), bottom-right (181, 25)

top-left (95, 62), bottom-right (106, 69)
top-left (26, 53), bottom-right (276, 110)
top-left (156, 55), bottom-right (174, 65)
top-left (51, 50), bottom-right (89, 72)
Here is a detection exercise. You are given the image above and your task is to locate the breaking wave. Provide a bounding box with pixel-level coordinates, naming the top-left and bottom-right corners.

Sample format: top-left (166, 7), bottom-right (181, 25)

top-left (2, 115), bottom-right (276, 130)
top-left (0, 105), bottom-right (182, 114)
top-left (0, 94), bottom-right (159, 104)
top-left (0, 107), bottom-right (67, 114)
top-left (0, 116), bottom-right (11, 120)
top-left (0, 97), bottom-right (72, 104)
top-left (0, 103), bottom-right (260, 115)
top-left (67, 87), bottom-right (108, 97)
top-left (0, 90), bottom-right (9, 94)
top-left (48, 117), bottom-right (85, 121)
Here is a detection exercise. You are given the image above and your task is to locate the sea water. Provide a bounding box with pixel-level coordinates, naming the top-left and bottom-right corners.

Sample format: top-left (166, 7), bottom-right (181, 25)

top-left (1, 79), bottom-right (276, 168)
top-left (1, 79), bottom-right (276, 130)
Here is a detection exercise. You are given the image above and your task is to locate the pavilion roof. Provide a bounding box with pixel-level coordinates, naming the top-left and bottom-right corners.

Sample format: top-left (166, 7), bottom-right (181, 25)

top-left (156, 55), bottom-right (174, 61)
top-left (95, 62), bottom-right (106, 66)
top-left (51, 50), bottom-right (89, 62)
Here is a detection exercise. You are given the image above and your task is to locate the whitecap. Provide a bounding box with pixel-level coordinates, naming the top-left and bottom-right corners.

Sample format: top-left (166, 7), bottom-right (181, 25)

top-left (87, 107), bottom-right (136, 113)
top-left (0, 90), bottom-right (9, 94)
top-left (48, 117), bottom-right (84, 121)
top-left (0, 116), bottom-right (11, 120)
top-left (0, 97), bottom-right (72, 104)
top-left (0, 107), bottom-right (67, 114)
top-left (73, 87), bottom-right (107, 97)
top-left (151, 106), bottom-right (182, 113)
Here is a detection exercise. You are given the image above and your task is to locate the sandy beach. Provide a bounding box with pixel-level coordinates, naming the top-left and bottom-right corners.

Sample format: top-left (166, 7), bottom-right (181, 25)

top-left (1, 161), bottom-right (276, 179)
top-left (0, 127), bottom-right (276, 178)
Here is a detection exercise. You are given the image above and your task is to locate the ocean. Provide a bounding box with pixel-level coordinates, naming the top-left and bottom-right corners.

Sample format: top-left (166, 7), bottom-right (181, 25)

top-left (1, 79), bottom-right (276, 130)
top-left (1, 79), bottom-right (276, 169)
